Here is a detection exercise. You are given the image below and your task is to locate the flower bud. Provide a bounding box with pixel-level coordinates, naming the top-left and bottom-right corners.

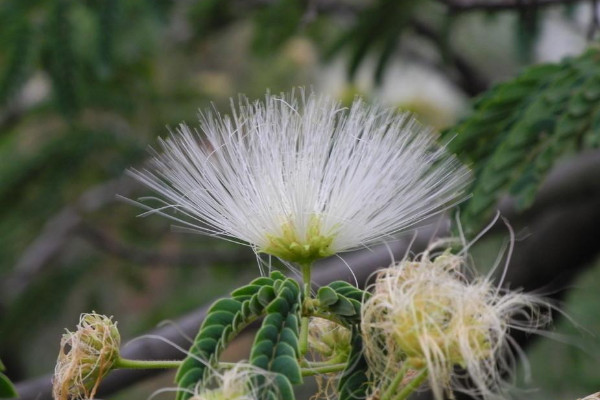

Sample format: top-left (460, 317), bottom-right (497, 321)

top-left (308, 317), bottom-right (351, 361)
top-left (53, 313), bottom-right (121, 400)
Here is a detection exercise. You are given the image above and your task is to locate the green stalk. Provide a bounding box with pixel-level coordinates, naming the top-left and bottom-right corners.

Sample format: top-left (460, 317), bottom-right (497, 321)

top-left (380, 363), bottom-right (410, 400)
top-left (303, 354), bottom-right (347, 368)
top-left (299, 262), bottom-right (312, 355)
top-left (309, 311), bottom-right (350, 329)
top-left (115, 357), bottom-right (181, 370)
top-left (301, 363), bottom-right (347, 377)
top-left (392, 369), bottom-right (428, 400)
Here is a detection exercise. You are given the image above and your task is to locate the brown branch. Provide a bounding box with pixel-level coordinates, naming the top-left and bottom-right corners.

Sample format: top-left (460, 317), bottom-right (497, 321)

top-left (438, 0), bottom-right (587, 11)
top-left (1, 176), bottom-right (140, 301)
top-left (409, 19), bottom-right (490, 96)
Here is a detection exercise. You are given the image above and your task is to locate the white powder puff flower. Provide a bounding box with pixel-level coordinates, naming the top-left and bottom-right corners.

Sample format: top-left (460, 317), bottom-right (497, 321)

top-left (130, 90), bottom-right (470, 265)
top-left (361, 250), bottom-right (552, 400)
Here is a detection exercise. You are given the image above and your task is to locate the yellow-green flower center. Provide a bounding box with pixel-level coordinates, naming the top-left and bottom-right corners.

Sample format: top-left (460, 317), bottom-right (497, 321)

top-left (261, 216), bottom-right (336, 264)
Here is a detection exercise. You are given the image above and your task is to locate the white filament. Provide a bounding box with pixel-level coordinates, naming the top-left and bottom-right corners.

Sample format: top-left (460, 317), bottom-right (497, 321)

top-left (130, 90), bottom-right (470, 258)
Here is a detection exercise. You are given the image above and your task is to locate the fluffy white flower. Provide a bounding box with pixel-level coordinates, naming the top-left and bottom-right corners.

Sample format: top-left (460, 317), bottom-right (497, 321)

top-left (130, 90), bottom-right (470, 264)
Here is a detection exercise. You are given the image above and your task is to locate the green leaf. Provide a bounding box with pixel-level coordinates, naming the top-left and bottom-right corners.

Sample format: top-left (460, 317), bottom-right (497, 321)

top-left (269, 270), bottom-right (286, 281)
top-left (257, 285), bottom-right (276, 307)
top-left (0, 373), bottom-right (17, 399)
top-left (255, 324), bottom-right (279, 343)
top-left (202, 310), bottom-right (235, 327)
top-left (252, 340), bottom-right (274, 358)
top-left (338, 328), bottom-right (369, 400)
top-left (279, 327), bottom-right (299, 356)
top-left (317, 286), bottom-right (339, 306)
top-left (250, 276), bottom-right (274, 286)
top-left (251, 354), bottom-right (270, 370)
top-left (263, 313), bottom-right (284, 328)
top-left (177, 368), bottom-right (203, 392)
top-left (338, 370), bottom-right (368, 400)
top-left (198, 325), bottom-right (225, 341)
top-left (265, 297), bottom-right (289, 314)
top-left (284, 313), bottom-right (299, 336)
top-left (446, 46), bottom-right (600, 234)
top-left (271, 356), bottom-right (302, 384)
top-left (273, 374), bottom-right (294, 400)
top-left (330, 296), bottom-right (356, 317)
top-left (231, 284), bottom-right (262, 299)
top-left (209, 298), bottom-right (242, 314)
top-left (274, 342), bottom-right (296, 358)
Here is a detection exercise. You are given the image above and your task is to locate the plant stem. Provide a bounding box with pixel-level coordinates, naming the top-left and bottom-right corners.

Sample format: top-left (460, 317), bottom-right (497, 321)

top-left (303, 354), bottom-right (347, 368)
top-left (392, 369), bottom-right (428, 400)
top-left (301, 363), bottom-right (347, 376)
top-left (380, 363), bottom-right (410, 400)
top-left (115, 357), bottom-right (181, 370)
top-left (299, 262), bottom-right (312, 355)
top-left (308, 311), bottom-right (350, 329)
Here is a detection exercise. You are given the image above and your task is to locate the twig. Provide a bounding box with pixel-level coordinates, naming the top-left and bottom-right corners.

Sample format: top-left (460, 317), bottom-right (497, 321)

top-left (589, 0), bottom-right (599, 39)
top-left (409, 19), bottom-right (490, 96)
top-left (438, 0), bottom-right (586, 11)
top-left (1, 176), bottom-right (139, 301)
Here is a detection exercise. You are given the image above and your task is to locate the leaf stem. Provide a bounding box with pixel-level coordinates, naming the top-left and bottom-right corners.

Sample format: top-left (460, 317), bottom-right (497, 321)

top-left (307, 311), bottom-right (350, 329)
top-left (115, 357), bottom-right (181, 370)
top-left (299, 262), bottom-right (312, 355)
top-left (301, 363), bottom-right (347, 376)
top-left (380, 363), bottom-right (410, 400)
top-left (392, 369), bottom-right (428, 400)
top-left (302, 354), bottom-right (347, 368)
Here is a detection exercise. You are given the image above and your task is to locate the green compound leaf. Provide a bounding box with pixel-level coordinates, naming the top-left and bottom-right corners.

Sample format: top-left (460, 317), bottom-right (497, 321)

top-left (338, 327), bottom-right (369, 400)
top-left (318, 281), bottom-right (370, 324)
top-left (444, 46), bottom-right (600, 234)
top-left (249, 275), bottom-right (302, 398)
top-left (175, 273), bottom-right (283, 400)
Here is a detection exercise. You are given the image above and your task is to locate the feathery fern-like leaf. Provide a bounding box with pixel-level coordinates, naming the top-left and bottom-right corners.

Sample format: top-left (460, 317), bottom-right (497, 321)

top-left (445, 46), bottom-right (600, 233)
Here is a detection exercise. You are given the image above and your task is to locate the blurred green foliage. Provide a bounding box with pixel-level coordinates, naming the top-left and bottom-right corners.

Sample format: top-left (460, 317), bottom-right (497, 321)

top-left (444, 47), bottom-right (600, 234)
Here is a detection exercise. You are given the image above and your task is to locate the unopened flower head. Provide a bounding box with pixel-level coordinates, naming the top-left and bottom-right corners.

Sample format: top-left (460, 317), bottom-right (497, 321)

top-left (308, 317), bottom-right (351, 361)
top-left (130, 90), bottom-right (470, 265)
top-left (361, 250), bottom-right (551, 400)
top-left (307, 318), bottom-right (352, 400)
top-left (190, 363), bottom-right (280, 400)
top-left (53, 313), bottom-right (121, 400)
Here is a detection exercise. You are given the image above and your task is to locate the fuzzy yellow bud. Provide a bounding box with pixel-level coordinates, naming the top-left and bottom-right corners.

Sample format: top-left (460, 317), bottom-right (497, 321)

top-left (52, 313), bottom-right (120, 400)
top-left (361, 251), bottom-right (551, 400)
